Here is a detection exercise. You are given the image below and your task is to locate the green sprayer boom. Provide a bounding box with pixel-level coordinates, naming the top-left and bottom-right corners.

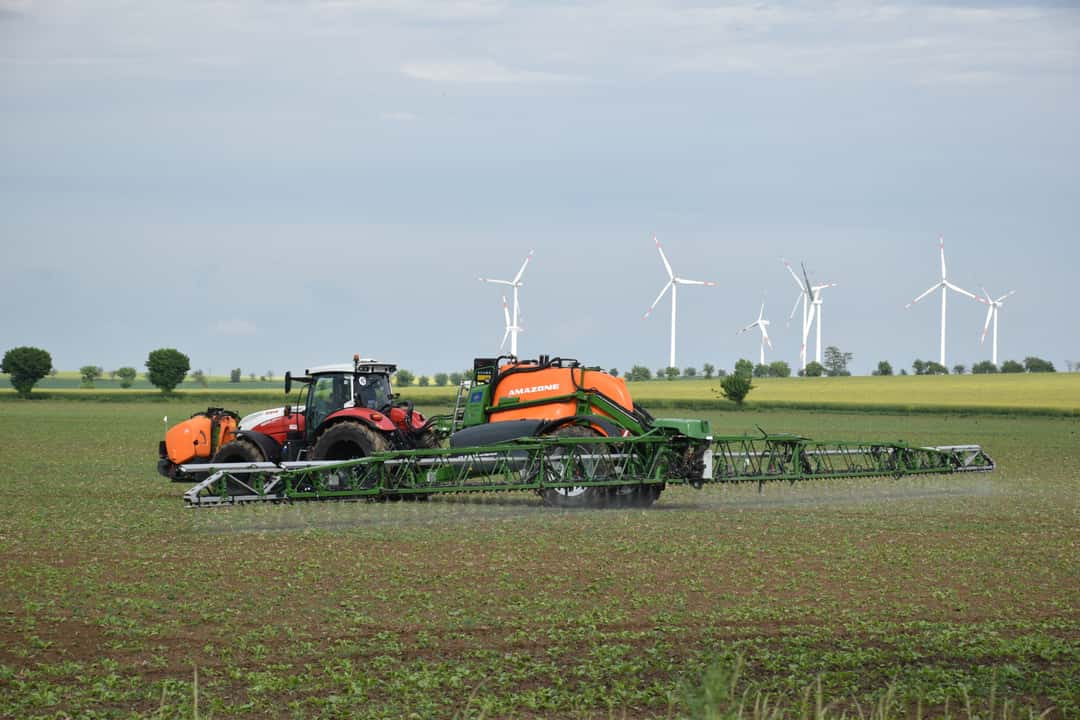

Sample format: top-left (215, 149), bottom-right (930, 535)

top-left (183, 430), bottom-right (994, 507)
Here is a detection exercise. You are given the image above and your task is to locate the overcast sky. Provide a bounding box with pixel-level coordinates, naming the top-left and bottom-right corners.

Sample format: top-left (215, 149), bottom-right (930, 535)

top-left (2, 0), bottom-right (1077, 378)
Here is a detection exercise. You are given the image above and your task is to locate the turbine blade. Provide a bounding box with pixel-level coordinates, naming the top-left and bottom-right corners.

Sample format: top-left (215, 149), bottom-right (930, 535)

top-left (944, 281), bottom-right (977, 300)
top-left (737, 321), bottom-right (756, 335)
top-left (500, 327), bottom-right (511, 350)
top-left (939, 236), bottom-right (947, 279)
top-left (643, 281), bottom-right (673, 319)
top-left (512, 249), bottom-right (534, 285)
top-left (655, 236), bottom-right (674, 279)
top-left (502, 296), bottom-right (511, 327)
top-left (980, 303), bottom-right (994, 343)
top-left (783, 258), bottom-right (805, 291)
top-left (801, 263), bottom-right (814, 299)
top-left (997, 290), bottom-right (1016, 304)
top-left (675, 278), bottom-right (716, 287)
top-left (979, 285), bottom-right (993, 304)
top-left (761, 324), bottom-right (773, 348)
top-left (480, 277), bottom-right (514, 287)
top-left (758, 302), bottom-right (765, 321)
top-left (906, 283), bottom-right (941, 308)
top-left (788, 292), bottom-right (802, 322)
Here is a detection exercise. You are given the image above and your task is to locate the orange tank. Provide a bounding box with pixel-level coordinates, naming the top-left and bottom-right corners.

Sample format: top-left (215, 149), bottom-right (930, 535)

top-left (487, 363), bottom-right (635, 426)
top-left (164, 410), bottom-right (238, 464)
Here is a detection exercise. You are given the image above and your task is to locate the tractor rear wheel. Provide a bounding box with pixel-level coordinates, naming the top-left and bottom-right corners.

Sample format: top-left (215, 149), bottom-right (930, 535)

top-left (312, 421), bottom-right (391, 460)
top-left (539, 425), bottom-right (611, 509)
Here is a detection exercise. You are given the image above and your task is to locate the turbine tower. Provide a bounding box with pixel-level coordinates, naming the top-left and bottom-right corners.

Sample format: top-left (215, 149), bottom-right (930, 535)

top-left (783, 260), bottom-right (836, 369)
top-left (480, 250), bottom-right (533, 357)
top-left (978, 287), bottom-right (1016, 366)
top-left (643, 236), bottom-right (716, 369)
top-left (905, 237), bottom-right (976, 367)
top-left (499, 296), bottom-right (519, 353)
top-left (737, 301), bottom-right (773, 366)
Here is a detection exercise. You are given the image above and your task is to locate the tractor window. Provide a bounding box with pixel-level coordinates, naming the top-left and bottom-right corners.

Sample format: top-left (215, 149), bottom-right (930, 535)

top-left (308, 374), bottom-right (352, 430)
top-left (354, 374), bottom-right (391, 410)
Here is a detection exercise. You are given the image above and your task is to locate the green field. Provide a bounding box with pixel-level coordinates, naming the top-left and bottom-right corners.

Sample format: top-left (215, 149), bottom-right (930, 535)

top-left (1, 397), bottom-right (1077, 718)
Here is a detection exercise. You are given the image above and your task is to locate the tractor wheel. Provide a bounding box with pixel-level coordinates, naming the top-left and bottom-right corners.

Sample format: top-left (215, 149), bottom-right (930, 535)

top-left (212, 439), bottom-right (266, 464)
top-left (211, 439), bottom-right (267, 496)
top-left (539, 425), bottom-right (611, 509)
top-left (312, 421), bottom-right (391, 460)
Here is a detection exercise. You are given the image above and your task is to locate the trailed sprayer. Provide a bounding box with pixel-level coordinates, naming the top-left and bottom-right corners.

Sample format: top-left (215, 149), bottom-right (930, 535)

top-left (162, 354), bottom-right (995, 507)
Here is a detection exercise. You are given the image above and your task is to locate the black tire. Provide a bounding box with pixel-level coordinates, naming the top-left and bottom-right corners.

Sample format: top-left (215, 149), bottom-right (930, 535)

top-left (413, 427), bottom-right (442, 450)
top-left (212, 439), bottom-right (266, 464)
top-left (211, 439), bottom-right (267, 496)
top-left (312, 421), bottom-right (391, 460)
top-left (539, 425), bottom-right (610, 509)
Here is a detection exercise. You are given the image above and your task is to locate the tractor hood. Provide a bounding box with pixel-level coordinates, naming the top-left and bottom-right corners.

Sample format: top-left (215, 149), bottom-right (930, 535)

top-left (239, 406), bottom-right (305, 432)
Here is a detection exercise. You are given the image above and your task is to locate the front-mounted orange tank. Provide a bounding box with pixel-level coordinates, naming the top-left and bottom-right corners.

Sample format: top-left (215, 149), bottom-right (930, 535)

top-left (487, 359), bottom-right (636, 426)
top-left (163, 408), bottom-right (239, 465)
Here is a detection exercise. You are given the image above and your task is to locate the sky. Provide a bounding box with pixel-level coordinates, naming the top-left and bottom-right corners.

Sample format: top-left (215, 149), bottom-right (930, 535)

top-left (1, 0), bottom-right (1078, 378)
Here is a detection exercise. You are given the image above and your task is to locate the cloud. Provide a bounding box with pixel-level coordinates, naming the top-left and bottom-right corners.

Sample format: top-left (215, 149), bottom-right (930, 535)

top-left (214, 319), bottom-right (258, 337)
top-left (401, 59), bottom-right (579, 84)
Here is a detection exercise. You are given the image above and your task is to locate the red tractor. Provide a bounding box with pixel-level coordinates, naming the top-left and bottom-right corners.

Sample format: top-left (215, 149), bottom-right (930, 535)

top-left (158, 355), bottom-right (439, 481)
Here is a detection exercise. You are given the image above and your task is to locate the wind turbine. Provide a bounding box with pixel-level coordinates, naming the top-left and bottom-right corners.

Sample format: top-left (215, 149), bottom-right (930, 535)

top-left (480, 250), bottom-right (533, 357)
top-left (977, 287), bottom-right (1016, 366)
top-left (905, 237), bottom-right (977, 367)
top-left (737, 300), bottom-right (773, 366)
top-left (643, 236), bottom-right (716, 369)
top-left (783, 260), bottom-right (837, 369)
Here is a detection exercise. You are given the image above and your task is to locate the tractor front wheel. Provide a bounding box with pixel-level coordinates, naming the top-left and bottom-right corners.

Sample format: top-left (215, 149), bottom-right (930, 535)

top-left (211, 439), bottom-right (267, 496)
top-left (312, 421), bottom-right (391, 460)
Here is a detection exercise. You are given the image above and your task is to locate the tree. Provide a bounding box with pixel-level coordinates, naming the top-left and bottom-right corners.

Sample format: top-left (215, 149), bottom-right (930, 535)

top-left (116, 366), bottom-right (137, 388)
top-left (108, 369), bottom-right (117, 381)
top-left (1024, 356), bottom-right (1055, 373)
top-left (395, 369), bottom-right (415, 387)
top-left (449, 371), bottom-right (463, 386)
top-left (925, 361), bottom-right (949, 375)
top-left (626, 365), bottom-right (652, 382)
top-left (768, 360), bottom-right (791, 378)
top-left (720, 373), bottom-right (753, 406)
top-left (266, 370), bottom-right (274, 381)
top-left (702, 363), bottom-right (715, 380)
top-left (1001, 360), bottom-right (1024, 373)
top-left (912, 359), bottom-right (927, 376)
top-left (952, 364), bottom-right (966, 375)
top-left (733, 358), bottom-right (753, 379)
top-left (608, 368), bottom-right (619, 378)
top-left (191, 369), bottom-right (208, 388)
top-left (753, 363), bottom-right (769, 378)
top-left (656, 368), bottom-right (666, 380)
top-left (79, 365), bottom-right (103, 388)
top-left (803, 361), bottom-right (825, 377)
top-left (899, 368), bottom-right (908, 375)
top-left (664, 366), bottom-right (680, 381)
top-left (823, 346), bottom-right (853, 377)
top-left (873, 361), bottom-right (893, 376)
top-left (684, 366), bottom-right (697, 378)
top-left (145, 348), bottom-right (190, 393)
top-left (434, 373), bottom-right (449, 387)
top-left (418, 375), bottom-right (430, 387)
top-left (972, 360), bottom-right (998, 374)
top-left (2, 346), bottom-right (52, 398)
top-left (230, 368), bottom-right (242, 383)
top-left (249, 372), bottom-right (256, 382)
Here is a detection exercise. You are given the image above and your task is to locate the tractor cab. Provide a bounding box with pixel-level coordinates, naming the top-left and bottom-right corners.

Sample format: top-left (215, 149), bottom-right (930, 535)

top-left (285, 356), bottom-right (398, 443)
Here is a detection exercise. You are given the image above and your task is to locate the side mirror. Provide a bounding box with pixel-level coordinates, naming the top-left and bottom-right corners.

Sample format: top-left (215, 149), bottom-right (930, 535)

top-left (284, 371), bottom-right (292, 395)
top-left (283, 404), bottom-right (292, 417)
top-left (392, 393), bottom-right (400, 402)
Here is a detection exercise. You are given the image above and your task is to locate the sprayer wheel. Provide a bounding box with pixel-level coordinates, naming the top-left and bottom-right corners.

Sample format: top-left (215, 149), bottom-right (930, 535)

top-left (539, 425), bottom-right (611, 509)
